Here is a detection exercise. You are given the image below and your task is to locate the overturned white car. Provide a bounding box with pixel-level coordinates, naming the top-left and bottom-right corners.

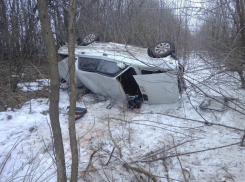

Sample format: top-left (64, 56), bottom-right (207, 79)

top-left (58, 33), bottom-right (185, 105)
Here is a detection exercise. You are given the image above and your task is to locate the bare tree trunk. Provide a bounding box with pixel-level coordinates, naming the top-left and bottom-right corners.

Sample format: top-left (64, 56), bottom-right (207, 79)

top-left (63, 0), bottom-right (69, 40)
top-left (236, 0), bottom-right (245, 88)
top-left (68, 0), bottom-right (78, 181)
top-left (238, 70), bottom-right (245, 88)
top-left (37, 1), bottom-right (67, 181)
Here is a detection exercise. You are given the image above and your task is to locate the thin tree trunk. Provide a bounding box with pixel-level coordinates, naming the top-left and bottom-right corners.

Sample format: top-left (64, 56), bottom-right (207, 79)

top-left (236, 0), bottom-right (245, 88)
top-left (37, 1), bottom-right (67, 181)
top-left (68, 0), bottom-right (78, 181)
top-left (238, 70), bottom-right (245, 88)
top-left (63, 0), bottom-right (69, 40)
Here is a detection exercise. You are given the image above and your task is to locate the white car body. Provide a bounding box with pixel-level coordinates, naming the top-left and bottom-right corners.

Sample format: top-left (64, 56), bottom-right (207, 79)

top-left (58, 42), bottom-right (185, 104)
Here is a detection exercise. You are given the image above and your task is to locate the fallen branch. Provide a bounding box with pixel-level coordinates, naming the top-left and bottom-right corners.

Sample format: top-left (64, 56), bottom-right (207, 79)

top-left (222, 167), bottom-right (234, 182)
top-left (103, 146), bottom-right (115, 166)
top-left (141, 112), bottom-right (245, 133)
top-left (80, 150), bottom-right (98, 177)
top-left (108, 116), bottom-right (192, 137)
top-left (123, 163), bottom-right (157, 182)
top-left (108, 118), bottom-right (123, 158)
top-left (162, 160), bottom-right (170, 182)
top-left (241, 133), bottom-right (245, 146)
top-left (172, 136), bottom-right (188, 182)
top-left (138, 142), bottom-right (241, 163)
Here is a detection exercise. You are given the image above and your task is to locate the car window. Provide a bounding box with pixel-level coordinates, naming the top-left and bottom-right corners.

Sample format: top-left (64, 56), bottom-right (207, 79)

top-left (96, 59), bottom-right (121, 76)
top-left (141, 70), bottom-right (165, 74)
top-left (78, 57), bottom-right (99, 71)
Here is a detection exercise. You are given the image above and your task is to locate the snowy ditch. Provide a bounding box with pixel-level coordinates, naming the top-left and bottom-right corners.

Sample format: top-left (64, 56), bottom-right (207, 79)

top-left (0, 56), bottom-right (245, 181)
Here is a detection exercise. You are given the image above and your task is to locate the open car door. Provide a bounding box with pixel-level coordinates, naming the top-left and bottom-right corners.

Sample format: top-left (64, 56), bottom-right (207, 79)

top-left (133, 73), bottom-right (179, 104)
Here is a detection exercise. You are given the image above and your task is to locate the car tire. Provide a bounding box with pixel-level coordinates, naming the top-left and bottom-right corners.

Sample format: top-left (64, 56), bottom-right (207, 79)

top-left (82, 33), bottom-right (100, 46)
top-left (152, 41), bottom-right (175, 58)
top-left (76, 37), bottom-right (83, 45)
top-left (147, 48), bottom-right (156, 58)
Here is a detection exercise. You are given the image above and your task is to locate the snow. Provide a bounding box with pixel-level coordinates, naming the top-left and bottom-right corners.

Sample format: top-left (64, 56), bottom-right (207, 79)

top-left (18, 79), bottom-right (50, 91)
top-left (1, 57), bottom-right (245, 181)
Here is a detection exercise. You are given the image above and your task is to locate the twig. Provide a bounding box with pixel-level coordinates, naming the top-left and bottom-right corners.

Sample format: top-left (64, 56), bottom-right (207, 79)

top-left (4, 152), bottom-right (40, 182)
top-left (138, 142), bottom-right (241, 163)
top-left (0, 134), bottom-right (23, 175)
top-left (46, 118), bottom-right (56, 163)
top-left (80, 150), bottom-right (98, 177)
top-left (104, 147), bottom-right (115, 166)
top-left (162, 160), bottom-right (170, 182)
top-left (41, 136), bottom-right (57, 167)
top-left (31, 63), bottom-right (47, 82)
top-left (140, 112), bottom-right (245, 132)
top-left (58, 0), bottom-right (68, 11)
top-left (101, 166), bottom-right (111, 182)
top-left (172, 136), bottom-right (188, 182)
top-left (241, 133), bottom-right (245, 146)
top-left (108, 118), bottom-right (123, 158)
top-left (79, 117), bottom-right (96, 141)
top-left (31, 152), bottom-right (56, 182)
top-left (123, 163), bottom-right (157, 182)
top-left (222, 167), bottom-right (234, 182)
top-left (76, 1), bottom-right (88, 13)
top-left (108, 116), bottom-right (192, 137)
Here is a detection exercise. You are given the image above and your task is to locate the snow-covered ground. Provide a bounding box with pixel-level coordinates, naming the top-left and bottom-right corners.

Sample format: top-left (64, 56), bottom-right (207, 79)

top-left (1, 56), bottom-right (245, 182)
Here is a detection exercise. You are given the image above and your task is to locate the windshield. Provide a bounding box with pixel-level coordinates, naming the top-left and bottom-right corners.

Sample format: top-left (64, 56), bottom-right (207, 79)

top-left (78, 57), bottom-right (100, 72)
top-left (78, 57), bottom-right (126, 77)
top-left (96, 59), bottom-right (121, 76)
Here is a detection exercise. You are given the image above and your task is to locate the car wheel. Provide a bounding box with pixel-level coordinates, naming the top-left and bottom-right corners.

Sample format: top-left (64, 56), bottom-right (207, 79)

top-left (152, 41), bottom-right (175, 58)
top-left (147, 48), bottom-right (156, 58)
top-left (76, 37), bottom-right (82, 45)
top-left (82, 33), bottom-right (100, 46)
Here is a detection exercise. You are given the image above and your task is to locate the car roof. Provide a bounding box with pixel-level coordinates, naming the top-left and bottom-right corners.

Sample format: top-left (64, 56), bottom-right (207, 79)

top-left (58, 42), bottom-right (178, 70)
